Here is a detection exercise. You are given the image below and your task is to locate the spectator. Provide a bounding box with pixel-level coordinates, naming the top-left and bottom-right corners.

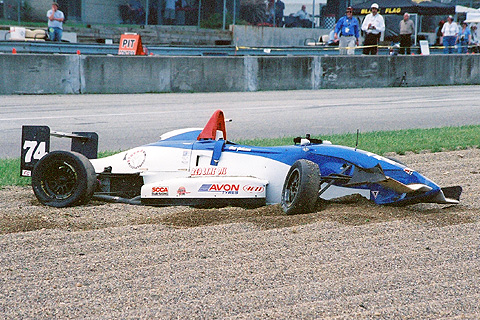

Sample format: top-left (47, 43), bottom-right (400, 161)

top-left (470, 24), bottom-right (479, 53)
top-left (435, 20), bottom-right (445, 46)
top-left (164, 0), bottom-right (176, 25)
top-left (46, 2), bottom-right (64, 42)
top-left (361, 3), bottom-right (385, 55)
top-left (456, 21), bottom-right (471, 54)
top-left (327, 29), bottom-right (336, 45)
top-left (442, 15), bottom-right (458, 54)
top-left (334, 7), bottom-right (360, 55)
top-left (275, 0), bottom-right (285, 27)
top-left (294, 5), bottom-right (313, 28)
top-left (266, 0), bottom-right (275, 24)
top-left (127, 0), bottom-right (145, 24)
top-left (399, 13), bottom-right (414, 55)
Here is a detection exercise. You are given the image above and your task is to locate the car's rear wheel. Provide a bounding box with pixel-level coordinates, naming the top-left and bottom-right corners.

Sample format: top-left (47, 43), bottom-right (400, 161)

top-left (32, 151), bottom-right (96, 207)
top-left (281, 159), bottom-right (321, 215)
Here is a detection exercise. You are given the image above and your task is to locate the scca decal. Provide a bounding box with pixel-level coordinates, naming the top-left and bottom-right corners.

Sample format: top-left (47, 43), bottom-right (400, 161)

top-left (152, 186), bottom-right (168, 196)
top-left (198, 184), bottom-right (239, 194)
top-left (243, 185), bottom-right (265, 193)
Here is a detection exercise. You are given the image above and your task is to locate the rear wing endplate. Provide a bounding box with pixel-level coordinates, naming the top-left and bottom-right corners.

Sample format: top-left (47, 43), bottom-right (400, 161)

top-left (20, 125), bottom-right (98, 177)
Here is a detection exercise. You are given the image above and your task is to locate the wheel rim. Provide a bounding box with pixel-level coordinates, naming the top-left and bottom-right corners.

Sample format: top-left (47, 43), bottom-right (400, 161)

top-left (284, 168), bottom-right (300, 207)
top-left (41, 160), bottom-right (78, 200)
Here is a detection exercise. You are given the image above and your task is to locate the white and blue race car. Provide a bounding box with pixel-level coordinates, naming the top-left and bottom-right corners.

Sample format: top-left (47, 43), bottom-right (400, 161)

top-left (21, 110), bottom-right (462, 214)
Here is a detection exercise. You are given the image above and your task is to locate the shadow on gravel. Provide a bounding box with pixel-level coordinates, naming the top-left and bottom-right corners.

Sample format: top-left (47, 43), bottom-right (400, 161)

top-left (0, 190), bottom-right (477, 234)
top-left (158, 195), bottom-right (477, 230)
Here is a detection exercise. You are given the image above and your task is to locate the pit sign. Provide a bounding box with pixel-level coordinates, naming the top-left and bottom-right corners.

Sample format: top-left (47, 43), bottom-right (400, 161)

top-left (118, 34), bottom-right (144, 55)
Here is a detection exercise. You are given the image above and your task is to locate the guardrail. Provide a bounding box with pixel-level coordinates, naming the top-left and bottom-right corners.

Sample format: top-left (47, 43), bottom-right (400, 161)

top-left (0, 40), bottom-right (444, 56)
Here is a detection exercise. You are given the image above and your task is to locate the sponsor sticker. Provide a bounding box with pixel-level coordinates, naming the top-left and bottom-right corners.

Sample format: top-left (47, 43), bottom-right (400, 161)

top-left (191, 167), bottom-right (227, 176)
top-left (126, 149), bottom-right (146, 169)
top-left (198, 184), bottom-right (239, 195)
top-left (181, 150), bottom-right (190, 165)
top-left (177, 186), bottom-right (190, 196)
top-left (243, 185), bottom-right (265, 193)
top-left (152, 186), bottom-right (169, 196)
top-left (228, 146), bottom-right (251, 152)
top-left (22, 169), bottom-right (32, 177)
top-left (404, 168), bottom-right (414, 175)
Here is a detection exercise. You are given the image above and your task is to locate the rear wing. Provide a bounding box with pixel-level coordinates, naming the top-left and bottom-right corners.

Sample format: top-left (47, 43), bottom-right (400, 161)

top-left (20, 125), bottom-right (98, 177)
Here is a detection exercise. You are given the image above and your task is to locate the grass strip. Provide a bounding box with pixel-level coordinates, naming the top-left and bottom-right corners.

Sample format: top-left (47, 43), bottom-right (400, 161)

top-left (237, 125), bottom-right (480, 155)
top-left (1, 125), bottom-right (479, 187)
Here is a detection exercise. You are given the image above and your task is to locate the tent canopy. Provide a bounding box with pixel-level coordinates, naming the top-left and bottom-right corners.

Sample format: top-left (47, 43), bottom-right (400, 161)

top-left (416, 1), bottom-right (455, 15)
top-left (352, 0), bottom-right (455, 16)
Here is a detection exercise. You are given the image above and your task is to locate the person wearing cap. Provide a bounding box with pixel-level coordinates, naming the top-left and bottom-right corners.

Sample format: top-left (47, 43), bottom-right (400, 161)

top-left (399, 13), bottom-right (415, 54)
top-left (441, 15), bottom-right (458, 54)
top-left (334, 7), bottom-right (360, 55)
top-left (361, 3), bottom-right (385, 55)
top-left (456, 21), bottom-right (471, 54)
top-left (46, 2), bottom-right (64, 41)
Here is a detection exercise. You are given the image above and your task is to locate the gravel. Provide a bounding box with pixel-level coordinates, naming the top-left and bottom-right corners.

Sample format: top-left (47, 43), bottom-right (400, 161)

top-left (1, 149), bottom-right (479, 319)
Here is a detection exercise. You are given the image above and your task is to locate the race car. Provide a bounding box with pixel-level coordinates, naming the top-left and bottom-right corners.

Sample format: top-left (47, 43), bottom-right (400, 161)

top-left (21, 110), bottom-right (462, 214)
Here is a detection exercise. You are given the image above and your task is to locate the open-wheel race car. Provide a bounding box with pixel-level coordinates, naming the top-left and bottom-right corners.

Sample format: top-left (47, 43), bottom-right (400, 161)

top-left (21, 110), bottom-right (462, 214)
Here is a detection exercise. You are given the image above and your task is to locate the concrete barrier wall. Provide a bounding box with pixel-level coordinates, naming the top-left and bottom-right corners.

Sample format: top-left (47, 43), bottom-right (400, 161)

top-left (319, 55), bottom-right (480, 88)
top-left (1, 54), bottom-right (480, 95)
top-left (256, 57), bottom-right (314, 91)
top-left (0, 54), bottom-right (81, 94)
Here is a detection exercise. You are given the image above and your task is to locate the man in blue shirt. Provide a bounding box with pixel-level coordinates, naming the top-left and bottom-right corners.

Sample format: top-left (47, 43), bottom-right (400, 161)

top-left (334, 7), bottom-right (360, 55)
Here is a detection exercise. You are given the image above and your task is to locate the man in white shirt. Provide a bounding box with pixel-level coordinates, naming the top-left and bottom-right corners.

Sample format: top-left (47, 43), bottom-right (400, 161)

top-left (441, 15), bottom-right (458, 54)
top-left (46, 2), bottom-right (64, 41)
top-left (294, 5), bottom-right (313, 28)
top-left (399, 13), bottom-right (415, 54)
top-left (361, 3), bottom-right (385, 55)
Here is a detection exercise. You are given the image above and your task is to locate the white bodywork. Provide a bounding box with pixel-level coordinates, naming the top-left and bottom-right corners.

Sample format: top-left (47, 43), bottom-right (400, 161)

top-left (90, 140), bottom-right (290, 204)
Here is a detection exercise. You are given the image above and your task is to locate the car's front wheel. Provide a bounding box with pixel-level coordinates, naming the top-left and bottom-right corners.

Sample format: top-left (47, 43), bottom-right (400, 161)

top-left (281, 159), bottom-right (321, 215)
top-left (32, 151), bottom-right (96, 207)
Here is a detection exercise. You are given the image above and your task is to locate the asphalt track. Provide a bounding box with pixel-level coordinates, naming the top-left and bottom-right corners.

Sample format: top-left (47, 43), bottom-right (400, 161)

top-left (2, 86), bottom-right (480, 159)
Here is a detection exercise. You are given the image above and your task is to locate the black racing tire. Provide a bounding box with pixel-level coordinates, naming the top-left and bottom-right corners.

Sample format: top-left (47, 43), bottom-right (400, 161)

top-left (32, 151), bottom-right (96, 208)
top-left (281, 159), bottom-right (321, 215)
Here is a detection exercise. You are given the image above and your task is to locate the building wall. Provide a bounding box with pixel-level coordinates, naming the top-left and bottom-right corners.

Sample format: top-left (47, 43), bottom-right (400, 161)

top-left (23, 0), bottom-right (55, 22)
top-left (82, 0), bottom-right (122, 24)
top-left (18, 0), bottom-right (124, 24)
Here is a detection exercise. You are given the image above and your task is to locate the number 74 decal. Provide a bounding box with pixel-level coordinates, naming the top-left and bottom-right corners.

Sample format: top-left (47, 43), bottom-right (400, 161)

top-left (23, 140), bottom-right (48, 163)
top-left (20, 125), bottom-right (50, 177)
